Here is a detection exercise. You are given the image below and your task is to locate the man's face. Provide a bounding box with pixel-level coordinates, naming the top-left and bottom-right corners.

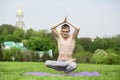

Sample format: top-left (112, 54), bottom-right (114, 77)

top-left (61, 28), bottom-right (70, 39)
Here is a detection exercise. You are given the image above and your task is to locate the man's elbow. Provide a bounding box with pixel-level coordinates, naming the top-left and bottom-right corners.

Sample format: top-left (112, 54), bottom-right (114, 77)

top-left (51, 27), bottom-right (54, 31)
top-left (77, 27), bottom-right (80, 31)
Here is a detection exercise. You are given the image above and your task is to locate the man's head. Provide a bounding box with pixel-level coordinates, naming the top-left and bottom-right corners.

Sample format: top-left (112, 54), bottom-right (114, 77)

top-left (61, 24), bottom-right (70, 39)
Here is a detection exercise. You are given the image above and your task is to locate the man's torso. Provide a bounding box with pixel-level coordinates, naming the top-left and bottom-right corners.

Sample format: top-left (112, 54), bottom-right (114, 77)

top-left (57, 35), bottom-right (75, 60)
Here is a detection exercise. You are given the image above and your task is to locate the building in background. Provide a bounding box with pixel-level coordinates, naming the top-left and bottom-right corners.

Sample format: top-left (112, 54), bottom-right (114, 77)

top-left (15, 9), bottom-right (25, 29)
top-left (1, 41), bottom-right (53, 58)
top-left (1, 41), bottom-right (27, 51)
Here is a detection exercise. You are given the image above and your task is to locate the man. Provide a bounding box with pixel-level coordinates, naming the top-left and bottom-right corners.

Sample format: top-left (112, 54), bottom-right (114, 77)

top-left (45, 17), bottom-right (80, 75)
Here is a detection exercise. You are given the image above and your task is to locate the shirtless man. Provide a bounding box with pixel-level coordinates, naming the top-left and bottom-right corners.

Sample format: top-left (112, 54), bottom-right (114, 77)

top-left (45, 17), bottom-right (80, 75)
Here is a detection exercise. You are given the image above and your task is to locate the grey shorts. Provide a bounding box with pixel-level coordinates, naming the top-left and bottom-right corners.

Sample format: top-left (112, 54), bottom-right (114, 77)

top-left (45, 60), bottom-right (77, 73)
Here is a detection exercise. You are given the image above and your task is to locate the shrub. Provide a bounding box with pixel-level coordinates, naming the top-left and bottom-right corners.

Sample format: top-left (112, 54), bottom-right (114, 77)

top-left (41, 52), bottom-right (52, 62)
top-left (91, 49), bottom-right (120, 64)
top-left (2, 48), bottom-right (12, 61)
top-left (106, 49), bottom-right (120, 64)
top-left (91, 49), bottom-right (108, 64)
top-left (74, 50), bottom-right (93, 63)
top-left (0, 49), bottom-right (3, 61)
top-left (22, 50), bottom-right (39, 62)
top-left (2, 47), bottom-right (22, 61)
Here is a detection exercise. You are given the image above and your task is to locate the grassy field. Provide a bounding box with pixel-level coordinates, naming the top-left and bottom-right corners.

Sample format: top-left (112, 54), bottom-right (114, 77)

top-left (0, 62), bottom-right (120, 80)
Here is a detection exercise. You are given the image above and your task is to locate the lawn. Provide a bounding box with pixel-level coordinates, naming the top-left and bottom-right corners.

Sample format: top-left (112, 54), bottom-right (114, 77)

top-left (0, 62), bottom-right (120, 80)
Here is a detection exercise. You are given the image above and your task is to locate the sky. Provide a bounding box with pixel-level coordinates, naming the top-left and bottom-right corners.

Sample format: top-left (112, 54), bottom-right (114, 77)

top-left (0, 0), bottom-right (120, 38)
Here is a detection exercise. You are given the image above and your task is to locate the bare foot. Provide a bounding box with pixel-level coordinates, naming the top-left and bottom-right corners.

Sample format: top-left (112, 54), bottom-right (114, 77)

top-left (64, 73), bottom-right (69, 76)
top-left (64, 71), bottom-right (69, 76)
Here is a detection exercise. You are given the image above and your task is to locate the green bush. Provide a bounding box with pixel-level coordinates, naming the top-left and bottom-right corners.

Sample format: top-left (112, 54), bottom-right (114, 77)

top-left (41, 52), bottom-right (52, 62)
top-left (2, 48), bottom-right (12, 61)
top-left (0, 49), bottom-right (3, 61)
top-left (2, 47), bottom-right (22, 61)
top-left (91, 49), bottom-right (120, 64)
top-left (74, 51), bottom-right (93, 63)
top-left (91, 49), bottom-right (108, 64)
top-left (106, 49), bottom-right (120, 64)
top-left (22, 50), bottom-right (39, 62)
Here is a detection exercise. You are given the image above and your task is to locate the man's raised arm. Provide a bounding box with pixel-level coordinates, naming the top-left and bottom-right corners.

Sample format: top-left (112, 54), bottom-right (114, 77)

top-left (51, 22), bottom-right (63, 38)
top-left (51, 19), bottom-right (66, 38)
top-left (67, 20), bottom-right (80, 39)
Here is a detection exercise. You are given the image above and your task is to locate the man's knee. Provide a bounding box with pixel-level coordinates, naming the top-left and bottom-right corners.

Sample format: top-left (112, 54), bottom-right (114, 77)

top-left (45, 60), bottom-right (52, 67)
top-left (64, 62), bottom-right (77, 73)
top-left (70, 62), bottom-right (77, 69)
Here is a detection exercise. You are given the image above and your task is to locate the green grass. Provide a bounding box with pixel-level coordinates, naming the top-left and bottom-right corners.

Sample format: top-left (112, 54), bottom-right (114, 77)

top-left (0, 62), bottom-right (120, 80)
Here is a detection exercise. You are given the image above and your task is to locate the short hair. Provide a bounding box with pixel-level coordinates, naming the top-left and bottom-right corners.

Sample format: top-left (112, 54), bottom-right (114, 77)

top-left (61, 24), bottom-right (70, 31)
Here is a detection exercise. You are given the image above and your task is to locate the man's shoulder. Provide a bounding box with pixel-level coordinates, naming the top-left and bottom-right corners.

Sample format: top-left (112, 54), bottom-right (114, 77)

top-left (70, 35), bottom-right (75, 40)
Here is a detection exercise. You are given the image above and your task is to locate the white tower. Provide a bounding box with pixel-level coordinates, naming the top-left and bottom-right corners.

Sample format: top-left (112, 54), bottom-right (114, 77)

top-left (16, 9), bottom-right (25, 29)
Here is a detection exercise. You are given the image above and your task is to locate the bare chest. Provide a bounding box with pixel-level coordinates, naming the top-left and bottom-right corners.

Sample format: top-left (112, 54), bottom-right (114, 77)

top-left (57, 36), bottom-right (75, 53)
top-left (58, 39), bottom-right (74, 48)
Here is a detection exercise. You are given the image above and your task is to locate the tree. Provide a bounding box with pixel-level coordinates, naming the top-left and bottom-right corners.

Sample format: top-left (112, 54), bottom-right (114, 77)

top-left (0, 24), bottom-right (16, 35)
top-left (26, 36), bottom-right (57, 59)
top-left (74, 38), bottom-right (84, 53)
top-left (26, 37), bottom-right (53, 51)
top-left (25, 28), bottom-right (35, 39)
top-left (1, 28), bottom-right (8, 36)
top-left (78, 37), bottom-right (92, 51)
top-left (0, 36), bottom-right (4, 44)
top-left (37, 29), bottom-right (48, 38)
top-left (4, 34), bottom-right (15, 41)
top-left (13, 28), bottom-right (25, 42)
top-left (110, 34), bottom-right (120, 52)
top-left (46, 32), bottom-right (58, 59)
top-left (89, 37), bottom-right (109, 52)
